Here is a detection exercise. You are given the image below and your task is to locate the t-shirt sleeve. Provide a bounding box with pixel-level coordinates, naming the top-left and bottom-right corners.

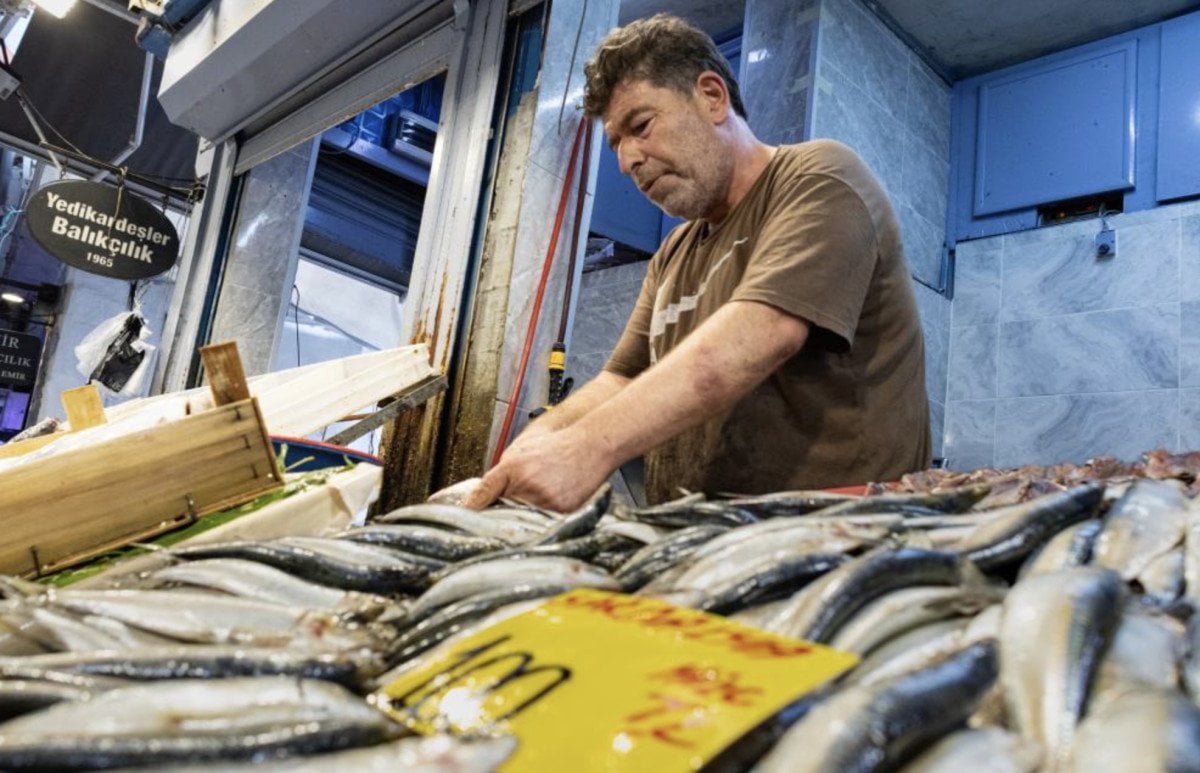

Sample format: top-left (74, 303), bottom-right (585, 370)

top-left (603, 258), bottom-right (659, 378)
top-left (729, 172), bottom-right (878, 349)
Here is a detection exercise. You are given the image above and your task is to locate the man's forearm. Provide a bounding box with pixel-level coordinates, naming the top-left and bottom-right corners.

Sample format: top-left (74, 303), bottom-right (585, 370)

top-left (517, 369), bottom-right (630, 438)
top-left (571, 300), bottom-right (809, 469)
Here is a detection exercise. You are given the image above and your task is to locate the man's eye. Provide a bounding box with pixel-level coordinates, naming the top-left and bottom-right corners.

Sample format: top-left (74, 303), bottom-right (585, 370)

top-left (633, 119), bottom-right (651, 136)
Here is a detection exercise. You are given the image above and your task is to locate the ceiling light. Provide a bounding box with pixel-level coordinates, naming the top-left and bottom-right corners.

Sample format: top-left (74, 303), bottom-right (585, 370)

top-left (1, 292), bottom-right (24, 304)
top-left (31, 0), bottom-right (76, 19)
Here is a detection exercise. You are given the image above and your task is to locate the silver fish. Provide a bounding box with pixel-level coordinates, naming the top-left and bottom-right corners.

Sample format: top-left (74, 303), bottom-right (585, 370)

top-left (1019, 520), bottom-right (1102, 579)
top-left (758, 641), bottom-right (999, 773)
top-left (831, 584), bottom-right (1004, 656)
top-left (1088, 608), bottom-right (1183, 714)
top-left (0, 677), bottom-right (391, 769)
top-left (148, 559), bottom-right (395, 619)
top-left (999, 567), bottom-right (1125, 769)
top-left (1069, 688), bottom-right (1200, 773)
top-left (535, 484), bottom-right (612, 544)
top-left (126, 734), bottom-right (518, 772)
top-left (773, 547), bottom-right (964, 643)
top-left (0, 645), bottom-right (374, 687)
top-left (957, 483), bottom-right (1104, 571)
top-left (1092, 479), bottom-right (1189, 580)
top-left (901, 727), bottom-right (1041, 773)
top-left (374, 503), bottom-right (545, 544)
top-left (172, 541), bottom-right (433, 595)
top-left (1137, 548), bottom-right (1186, 607)
top-left (405, 557), bottom-right (617, 623)
top-left (337, 524), bottom-right (507, 561)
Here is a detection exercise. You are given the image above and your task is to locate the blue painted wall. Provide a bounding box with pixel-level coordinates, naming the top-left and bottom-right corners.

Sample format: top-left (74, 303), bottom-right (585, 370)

top-left (950, 10), bottom-right (1200, 243)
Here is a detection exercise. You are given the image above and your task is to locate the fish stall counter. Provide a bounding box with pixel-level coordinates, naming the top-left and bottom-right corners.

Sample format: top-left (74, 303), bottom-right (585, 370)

top-left (0, 453), bottom-right (1198, 770)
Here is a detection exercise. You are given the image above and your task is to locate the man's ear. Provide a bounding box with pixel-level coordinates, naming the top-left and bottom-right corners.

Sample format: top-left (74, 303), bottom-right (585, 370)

top-left (694, 71), bottom-right (732, 124)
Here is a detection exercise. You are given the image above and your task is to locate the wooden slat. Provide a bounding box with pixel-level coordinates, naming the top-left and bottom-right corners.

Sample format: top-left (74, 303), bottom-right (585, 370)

top-left (200, 342), bottom-right (250, 406)
top-left (0, 432), bottom-right (60, 460)
top-left (61, 385), bottom-right (106, 430)
top-left (0, 398), bottom-right (281, 577)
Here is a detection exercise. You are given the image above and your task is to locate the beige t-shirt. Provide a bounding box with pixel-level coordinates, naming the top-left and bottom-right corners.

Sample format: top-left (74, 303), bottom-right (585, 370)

top-left (606, 139), bottom-right (930, 503)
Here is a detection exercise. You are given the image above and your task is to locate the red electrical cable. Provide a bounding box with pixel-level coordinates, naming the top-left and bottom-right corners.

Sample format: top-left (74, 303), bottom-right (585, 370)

top-left (491, 118), bottom-right (588, 467)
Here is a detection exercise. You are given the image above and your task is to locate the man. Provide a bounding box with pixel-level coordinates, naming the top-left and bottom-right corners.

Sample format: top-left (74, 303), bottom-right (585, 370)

top-left (466, 13), bottom-right (929, 511)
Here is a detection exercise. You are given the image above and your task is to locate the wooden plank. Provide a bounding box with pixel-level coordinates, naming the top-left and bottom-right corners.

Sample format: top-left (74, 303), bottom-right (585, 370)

top-left (0, 398), bottom-right (281, 577)
top-left (0, 432), bottom-right (61, 460)
top-left (326, 374), bottom-right (447, 446)
top-left (61, 385), bottom-right (106, 430)
top-left (260, 349), bottom-right (437, 438)
top-left (200, 341), bottom-right (250, 406)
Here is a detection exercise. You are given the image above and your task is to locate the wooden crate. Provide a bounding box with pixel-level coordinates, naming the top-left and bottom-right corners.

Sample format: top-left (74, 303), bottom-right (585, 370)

top-left (0, 344), bottom-right (282, 578)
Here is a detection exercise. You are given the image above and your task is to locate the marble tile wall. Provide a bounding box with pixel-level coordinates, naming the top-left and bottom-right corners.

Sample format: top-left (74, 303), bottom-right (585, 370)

top-left (487, 0), bottom-right (618, 454)
top-left (208, 139), bottom-right (318, 377)
top-left (945, 198), bottom-right (1200, 470)
top-left (740, 0), bottom-right (819, 146)
top-left (806, 0), bottom-right (953, 457)
top-left (568, 261), bottom-right (648, 387)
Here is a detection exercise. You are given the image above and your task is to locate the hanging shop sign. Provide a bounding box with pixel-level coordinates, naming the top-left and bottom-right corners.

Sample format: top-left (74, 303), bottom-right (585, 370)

top-left (0, 329), bottom-right (40, 390)
top-left (372, 589), bottom-right (858, 771)
top-left (25, 180), bottom-right (179, 280)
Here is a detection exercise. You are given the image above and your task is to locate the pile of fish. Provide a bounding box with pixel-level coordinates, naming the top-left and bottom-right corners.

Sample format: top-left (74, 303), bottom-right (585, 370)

top-left (2, 474), bottom-right (1200, 770)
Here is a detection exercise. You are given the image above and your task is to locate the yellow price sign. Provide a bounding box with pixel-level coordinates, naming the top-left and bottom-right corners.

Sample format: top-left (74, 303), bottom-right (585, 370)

top-left (372, 589), bottom-right (858, 771)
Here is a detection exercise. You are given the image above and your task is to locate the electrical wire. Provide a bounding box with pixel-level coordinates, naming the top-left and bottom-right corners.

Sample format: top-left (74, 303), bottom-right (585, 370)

top-left (557, 0), bottom-right (589, 135)
top-left (291, 284), bottom-right (302, 369)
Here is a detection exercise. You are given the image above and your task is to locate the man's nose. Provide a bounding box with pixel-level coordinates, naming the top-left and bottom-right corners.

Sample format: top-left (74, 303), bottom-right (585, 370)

top-left (617, 141), bottom-right (642, 177)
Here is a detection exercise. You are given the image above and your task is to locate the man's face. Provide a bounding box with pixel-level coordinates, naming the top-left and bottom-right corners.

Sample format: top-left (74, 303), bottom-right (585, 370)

top-left (602, 78), bottom-right (734, 222)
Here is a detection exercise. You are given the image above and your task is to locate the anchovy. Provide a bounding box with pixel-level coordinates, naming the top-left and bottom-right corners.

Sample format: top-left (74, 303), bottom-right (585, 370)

top-left (405, 557), bottom-right (618, 623)
top-left (596, 516), bottom-right (666, 545)
top-left (811, 485), bottom-right (990, 517)
top-left (698, 553), bottom-right (848, 615)
top-left (773, 547), bottom-right (964, 643)
top-left (0, 645), bottom-right (373, 687)
top-left (1020, 520), bottom-right (1103, 579)
top-left (852, 618), bottom-right (973, 687)
top-left (0, 678), bottom-right (391, 770)
top-left (1088, 609), bottom-right (1183, 714)
top-left (624, 501), bottom-right (758, 528)
top-left (957, 483), bottom-right (1105, 571)
top-left (670, 525), bottom-right (867, 594)
top-left (277, 536), bottom-right (446, 571)
top-left (757, 641), bottom-right (999, 773)
top-left (386, 583), bottom-right (575, 665)
top-left (1069, 688), bottom-right (1200, 772)
top-left (0, 681), bottom-right (99, 722)
top-left (999, 567), bottom-right (1125, 769)
top-left (1137, 548), bottom-right (1186, 607)
top-left (142, 734), bottom-right (518, 772)
top-left (903, 727), bottom-right (1042, 773)
top-left (1091, 479), bottom-right (1189, 580)
top-left (373, 503), bottom-right (545, 544)
top-left (29, 589), bottom-right (374, 651)
top-left (614, 525), bottom-right (730, 591)
top-left (336, 524), bottom-right (507, 561)
top-left (535, 484), bottom-right (612, 544)
top-left (715, 490), bottom-right (861, 518)
top-left (431, 532), bottom-right (635, 576)
top-left (172, 541), bottom-right (433, 595)
top-left (148, 559), bottom-right (394, 619)
top-left (830, 584), bottom-right (1004, 656)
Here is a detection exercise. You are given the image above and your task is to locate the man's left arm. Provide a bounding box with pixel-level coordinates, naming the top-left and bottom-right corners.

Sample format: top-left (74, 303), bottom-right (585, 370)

top-left (473, 299), bottom-right (809, 511)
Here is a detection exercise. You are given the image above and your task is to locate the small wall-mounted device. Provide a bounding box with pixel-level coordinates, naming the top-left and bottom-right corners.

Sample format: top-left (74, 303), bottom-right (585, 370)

top-left (1095, 228), bottom-right (1116, 259)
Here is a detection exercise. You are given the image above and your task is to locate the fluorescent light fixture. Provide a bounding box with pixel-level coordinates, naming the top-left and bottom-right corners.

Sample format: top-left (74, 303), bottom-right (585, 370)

top-left (1, 292), bottom-right (24, 304)
top-left (31, 0), bottom-right (76, 19)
